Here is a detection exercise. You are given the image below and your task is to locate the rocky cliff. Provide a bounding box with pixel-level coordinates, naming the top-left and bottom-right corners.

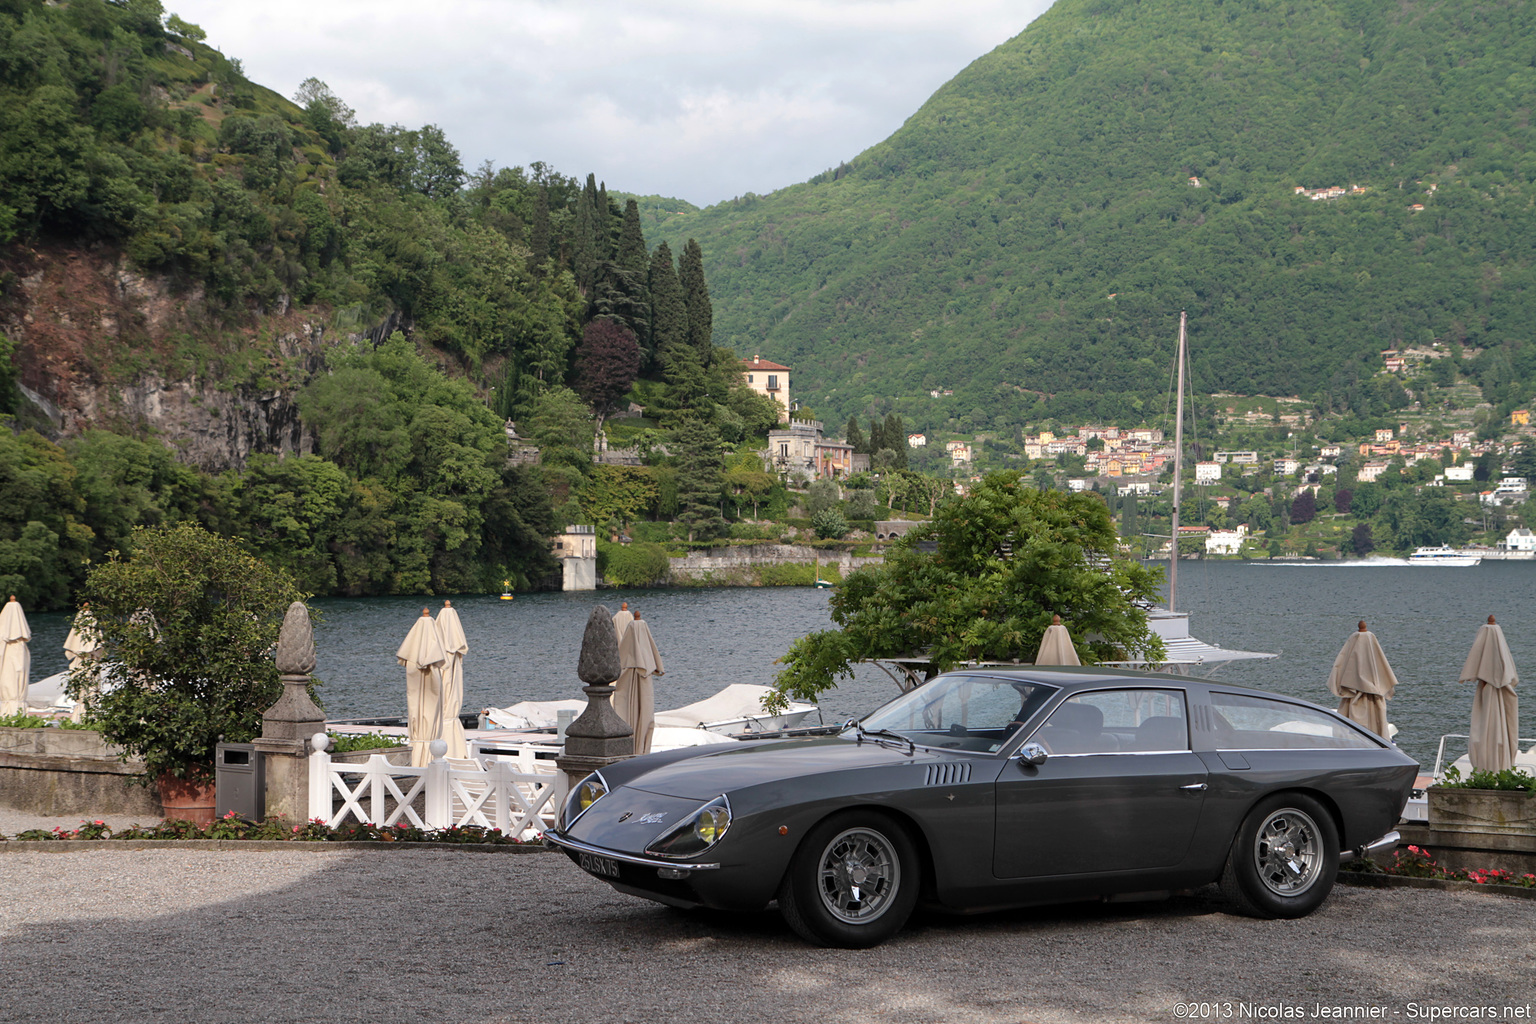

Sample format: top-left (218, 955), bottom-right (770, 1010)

top-left (1, 242), bottom-right (340, 472)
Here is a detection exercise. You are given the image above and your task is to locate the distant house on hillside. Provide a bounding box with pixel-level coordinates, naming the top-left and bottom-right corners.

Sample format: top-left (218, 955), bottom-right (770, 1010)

top-left (907, 433), bottom-right (927, 447)
top-left (741, 355), bottom-right (791, 424)
top-left (766, 420), bottom-right (853, 481)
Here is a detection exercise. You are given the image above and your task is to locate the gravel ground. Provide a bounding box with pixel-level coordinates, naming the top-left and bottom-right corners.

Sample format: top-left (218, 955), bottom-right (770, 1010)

top-left (0, 849), bottom-right (1532, 1024)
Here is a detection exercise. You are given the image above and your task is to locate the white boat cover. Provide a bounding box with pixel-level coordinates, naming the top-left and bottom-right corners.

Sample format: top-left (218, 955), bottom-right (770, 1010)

top-left (1106, 635), bottom-right (1276, 667)
top-left (484, 699), bottom-right (587, 730)
top-left (653, 683), bottom-right (811, 729)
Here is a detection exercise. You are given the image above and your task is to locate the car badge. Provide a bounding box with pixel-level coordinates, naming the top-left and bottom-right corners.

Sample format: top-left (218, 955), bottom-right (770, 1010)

top-left (637, 812), bottom-right (667, 824)
top-left (617, 812), bottom-right (633, 822)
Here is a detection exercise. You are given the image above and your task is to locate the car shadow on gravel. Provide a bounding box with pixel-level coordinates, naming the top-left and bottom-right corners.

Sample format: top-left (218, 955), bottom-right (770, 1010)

top-left (646, 884), bottom-right (1233, 947)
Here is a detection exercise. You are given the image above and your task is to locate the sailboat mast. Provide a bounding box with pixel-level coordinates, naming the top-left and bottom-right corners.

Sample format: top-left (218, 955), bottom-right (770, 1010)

top-left (1170, 311), bottom-right (1186, 613)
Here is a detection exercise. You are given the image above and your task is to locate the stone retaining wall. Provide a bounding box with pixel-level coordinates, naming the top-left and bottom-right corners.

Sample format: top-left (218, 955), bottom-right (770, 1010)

top-left (0, 727), bottom-right (161, 817)
top-left (668, 544), bottom-right (883, 583)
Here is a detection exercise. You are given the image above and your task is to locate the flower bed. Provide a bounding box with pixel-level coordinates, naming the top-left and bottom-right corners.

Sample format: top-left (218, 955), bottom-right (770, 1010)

top-left (1345, 844), bottom-right (1536, 887)
top-left (2, 812), bottom-right (542, 846)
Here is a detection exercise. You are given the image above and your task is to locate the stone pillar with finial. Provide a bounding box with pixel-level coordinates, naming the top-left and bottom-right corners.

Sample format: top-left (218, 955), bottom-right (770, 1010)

top-left (253, 601), bottom-right (327, 822)
top-left (555, 604), bottom-right (634, 794)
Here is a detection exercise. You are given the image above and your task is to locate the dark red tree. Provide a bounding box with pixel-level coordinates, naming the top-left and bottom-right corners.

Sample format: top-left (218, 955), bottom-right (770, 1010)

top-left (1333, 488), bottom-right (1353, 514)
top-left (1290, 489), bottom-right (1317, 524)
top-left (575, 318), bottom-right (640, 418)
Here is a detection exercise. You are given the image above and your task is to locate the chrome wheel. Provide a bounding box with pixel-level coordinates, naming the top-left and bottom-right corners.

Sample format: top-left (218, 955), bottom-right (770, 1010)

top-left (816, 827), bottom-right (901, 924)
top-left (1252, 807), bottom-right (1323, 897)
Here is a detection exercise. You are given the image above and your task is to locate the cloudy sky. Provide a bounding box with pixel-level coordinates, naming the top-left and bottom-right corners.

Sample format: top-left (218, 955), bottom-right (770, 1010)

top-left (169, 1), bottom-right (1054, 207)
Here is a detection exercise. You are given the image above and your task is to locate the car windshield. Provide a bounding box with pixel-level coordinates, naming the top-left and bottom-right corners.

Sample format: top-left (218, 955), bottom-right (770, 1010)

top-left (854, 673), bottom-right (1058, 753)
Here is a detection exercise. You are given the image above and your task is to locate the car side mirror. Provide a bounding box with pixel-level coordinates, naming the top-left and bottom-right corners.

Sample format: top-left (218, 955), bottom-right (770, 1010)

top-left (1019, 742), bottom-right (1048, 766)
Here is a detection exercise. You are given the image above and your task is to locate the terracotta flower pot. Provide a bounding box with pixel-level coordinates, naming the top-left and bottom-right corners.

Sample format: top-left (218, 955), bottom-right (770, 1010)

top-left (157, 773), bottom-right (216, 827)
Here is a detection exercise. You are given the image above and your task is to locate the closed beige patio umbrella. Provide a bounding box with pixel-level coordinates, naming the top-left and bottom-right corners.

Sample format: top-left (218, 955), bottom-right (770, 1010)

top-left (612, 601), bottom-right (634, 643)
top-left (1326, 620), bottom-right (1397, 739)
top-left (615, 611), bottom-right (664, 754)
top-left (397, 608), bottom-right (445, 767)
top-left (1460, 614), bottom-right (1520, 772)
top-left (434, 600), bottom-right (469, 759)
top-left (0, 596), bottom-right (31, 717)
top-left (1034, 614), bottom-right (1081, 666)
top-left (63, 603), bottom-right (101, 722)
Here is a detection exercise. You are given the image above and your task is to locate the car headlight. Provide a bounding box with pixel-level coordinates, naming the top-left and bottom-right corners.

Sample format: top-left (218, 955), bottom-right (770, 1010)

top-left (645, 795), bottom-right (732, 859)
top-left (562, 771), bottom-right (608, 829)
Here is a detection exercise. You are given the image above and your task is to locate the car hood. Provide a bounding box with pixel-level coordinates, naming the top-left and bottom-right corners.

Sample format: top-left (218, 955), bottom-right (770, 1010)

top-left (618, 735), bottom-right (935, 801)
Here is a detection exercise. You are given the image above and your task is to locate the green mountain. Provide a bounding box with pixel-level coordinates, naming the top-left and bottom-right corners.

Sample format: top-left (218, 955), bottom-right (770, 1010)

top-left (653, 0), bottom-right (1536, 432)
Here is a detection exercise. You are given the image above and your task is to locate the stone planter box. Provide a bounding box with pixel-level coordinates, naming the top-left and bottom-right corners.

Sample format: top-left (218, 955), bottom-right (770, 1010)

top-left (1429, 787), bottom-right (1536, 836)
top-left (331, 746), bottom-right (410, 767)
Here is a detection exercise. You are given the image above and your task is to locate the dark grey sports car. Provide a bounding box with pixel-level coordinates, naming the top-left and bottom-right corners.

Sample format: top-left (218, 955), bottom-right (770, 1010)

top-left (546, 667), bottom-right (1416, 947)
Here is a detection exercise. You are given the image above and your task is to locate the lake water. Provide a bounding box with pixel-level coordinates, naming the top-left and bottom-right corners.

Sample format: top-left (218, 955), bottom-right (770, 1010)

top-left (19, 559), bottom-right (1535, 767)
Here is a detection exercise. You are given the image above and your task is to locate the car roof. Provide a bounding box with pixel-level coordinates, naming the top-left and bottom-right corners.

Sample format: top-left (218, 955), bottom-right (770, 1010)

top-left (940, 665), bottom-right (1210, 693)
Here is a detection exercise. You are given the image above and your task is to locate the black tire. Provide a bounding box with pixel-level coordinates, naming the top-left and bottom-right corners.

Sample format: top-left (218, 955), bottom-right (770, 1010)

top-left (778, 811), bottom-right (919, 948)
top-left (1220, 793), bottom-right (1339, 919)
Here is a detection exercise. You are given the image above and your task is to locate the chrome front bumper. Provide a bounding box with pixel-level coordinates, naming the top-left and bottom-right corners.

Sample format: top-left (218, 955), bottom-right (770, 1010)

top-left (544, 828), bottom-right (723, 871)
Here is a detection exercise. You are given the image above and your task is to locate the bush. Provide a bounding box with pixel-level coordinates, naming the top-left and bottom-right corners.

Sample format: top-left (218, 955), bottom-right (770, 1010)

top-left (74, 523), bottom-right (304, 784)
top-left (811, 508), bottom-right (850, 539)
top-left (807, 478), bottom-right (841, 515)
top-left (598, 540), bottom-right (671, 586)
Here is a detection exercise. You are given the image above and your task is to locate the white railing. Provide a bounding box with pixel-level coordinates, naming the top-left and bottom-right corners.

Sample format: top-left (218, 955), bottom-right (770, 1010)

top-left (308, 741), bottom-right (567, 838)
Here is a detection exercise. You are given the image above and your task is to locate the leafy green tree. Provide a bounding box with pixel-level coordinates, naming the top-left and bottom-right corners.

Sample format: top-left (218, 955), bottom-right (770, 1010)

top-left (579, 466), bottom-right (657, 528)
top-left (597, 540), bottom-right (670, 587)
top-left (772, 475), bottom-right (1164, 708)
top-left (0, 332), bottom-right (20, 416)
top-left (76, 523), bottom-right (304, 783)
top-left (812, 507), bottom-right (850, 539)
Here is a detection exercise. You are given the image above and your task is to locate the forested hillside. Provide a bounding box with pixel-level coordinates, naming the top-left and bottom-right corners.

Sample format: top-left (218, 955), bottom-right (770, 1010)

top-left (651, 0), bottom-right (1536, 433)
top-left (0, 0), bottom-right (770, 608)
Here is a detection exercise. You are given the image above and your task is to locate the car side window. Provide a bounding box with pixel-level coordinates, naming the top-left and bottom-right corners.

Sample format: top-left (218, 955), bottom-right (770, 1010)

top-left (1208, 692), bottom-right (1381, 750)
top-left (1034, 689), bottom-right (1188, 755)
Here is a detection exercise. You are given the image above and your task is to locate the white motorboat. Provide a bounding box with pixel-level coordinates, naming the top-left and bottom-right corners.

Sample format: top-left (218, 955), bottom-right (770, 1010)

top-left (1408, 545), bottom-right (1481, 566)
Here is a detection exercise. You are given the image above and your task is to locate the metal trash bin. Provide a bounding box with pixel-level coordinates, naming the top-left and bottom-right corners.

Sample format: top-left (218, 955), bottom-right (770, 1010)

top-left (214, 740), bottom-right (264, 822)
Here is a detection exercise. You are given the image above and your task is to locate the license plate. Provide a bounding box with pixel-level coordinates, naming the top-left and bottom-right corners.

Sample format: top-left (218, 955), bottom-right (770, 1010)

top-left (579, 852), bottom-right (622, 879)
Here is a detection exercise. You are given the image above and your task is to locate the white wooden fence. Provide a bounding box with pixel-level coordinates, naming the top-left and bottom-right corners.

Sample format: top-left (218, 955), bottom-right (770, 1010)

top-left (308, 740), bottom-right (567, 838)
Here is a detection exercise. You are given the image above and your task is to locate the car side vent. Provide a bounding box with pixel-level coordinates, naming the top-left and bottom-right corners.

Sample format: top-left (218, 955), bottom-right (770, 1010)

top-left (924, 763), bottom-right (972, 786)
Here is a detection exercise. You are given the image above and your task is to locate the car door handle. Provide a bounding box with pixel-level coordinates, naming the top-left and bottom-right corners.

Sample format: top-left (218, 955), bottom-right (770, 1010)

top-left (1180, 783), bottom-right (1208, 791)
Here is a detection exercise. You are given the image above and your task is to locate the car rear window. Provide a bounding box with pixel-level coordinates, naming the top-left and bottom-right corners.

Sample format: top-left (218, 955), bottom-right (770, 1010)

top-left (1207, 692), bottom-right (1382, 750)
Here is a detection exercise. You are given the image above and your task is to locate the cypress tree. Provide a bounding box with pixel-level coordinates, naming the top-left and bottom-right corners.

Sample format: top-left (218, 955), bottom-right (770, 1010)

top-left (884, 413), bottom-right (908, 469)
top-left (649, 241), bottom-right (689, 371)
top-left (673, 417), bottom-right (727, 542)
top-left (868, 418), bottom-right (885, 456)
top-left (573, 188), bottom-right (597, 292)
top-left (846, 416), bottom-right (866, 454)
top-left (529, 186), bottom-right (551, 267)
top-left (679, 238), bottom-right (713, 366)
top-left (618, 199), bottom-right (648, 278)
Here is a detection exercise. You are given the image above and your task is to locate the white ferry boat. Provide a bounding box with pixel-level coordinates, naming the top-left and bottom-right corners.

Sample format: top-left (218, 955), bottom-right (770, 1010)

top-left (1408, 545), bottom-right (1482, 566)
